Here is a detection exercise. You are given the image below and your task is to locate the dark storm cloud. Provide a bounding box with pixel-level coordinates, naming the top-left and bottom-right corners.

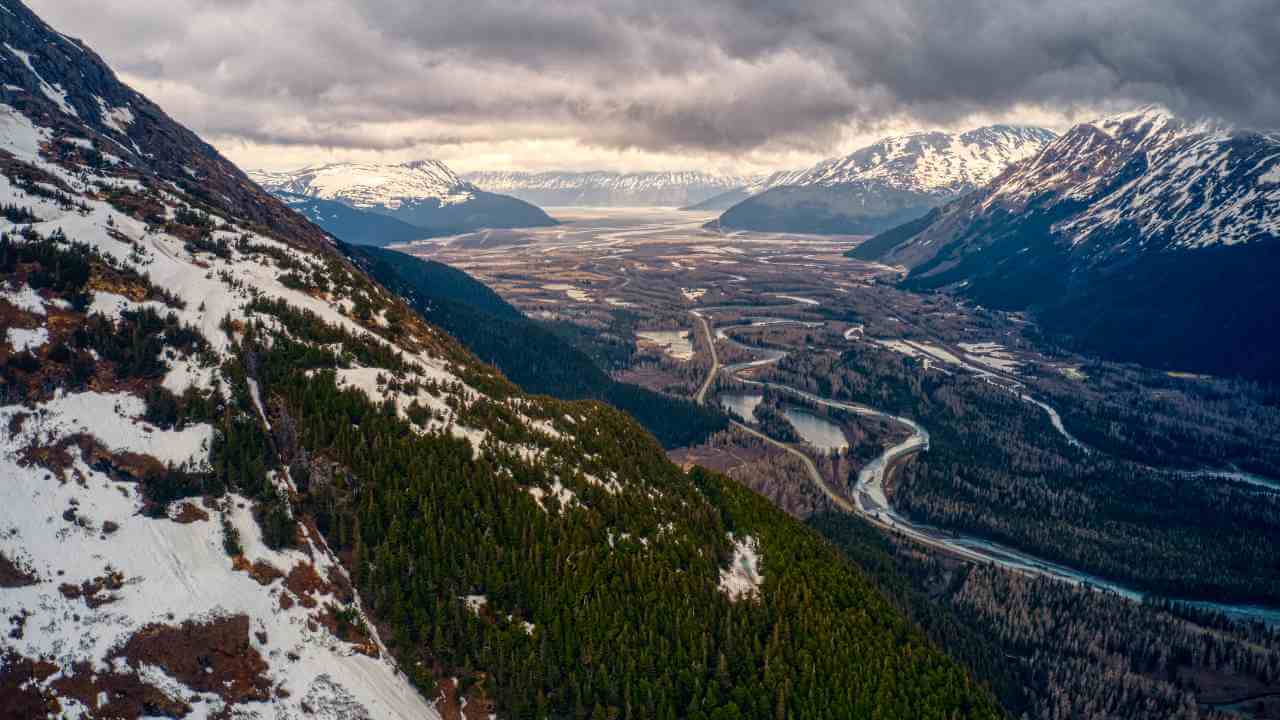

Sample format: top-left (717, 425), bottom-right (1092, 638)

top-left (27, 0), bottom-right (1280, 159)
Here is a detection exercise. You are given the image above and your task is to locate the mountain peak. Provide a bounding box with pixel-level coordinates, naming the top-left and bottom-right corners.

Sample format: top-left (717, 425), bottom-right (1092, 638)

top-left (974, 106), bottom-right (1278, 249)
top-left (776, 124), bottom-right (1058, 194)
top-left (251, 159), bottom-right (473, 209)
top-left (714, 124), bottom-right (1056, 235)
top-left (850, 107), bottom-right (1280, 378)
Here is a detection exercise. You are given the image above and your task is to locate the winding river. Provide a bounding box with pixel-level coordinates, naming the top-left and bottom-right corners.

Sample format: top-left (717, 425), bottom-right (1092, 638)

top-left (692, 301), bottom-right (1280, 626)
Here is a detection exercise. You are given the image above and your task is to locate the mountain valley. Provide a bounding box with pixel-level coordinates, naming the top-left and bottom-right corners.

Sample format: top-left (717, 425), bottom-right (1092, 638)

top-left (0, 3), bottom-right (1004, 718)
top-left (5, 1), bottom-right (1280, 720)
top-left (411, 206), bottom-right (1280, 718)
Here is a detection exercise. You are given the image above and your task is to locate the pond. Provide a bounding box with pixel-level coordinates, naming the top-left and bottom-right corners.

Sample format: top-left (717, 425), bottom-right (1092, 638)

top-left (782, 408), bottom-right (848, 452)
top-left (718, 394), bottom-right (763, 421)
top-left (636, 330), bottom-right (694, 361)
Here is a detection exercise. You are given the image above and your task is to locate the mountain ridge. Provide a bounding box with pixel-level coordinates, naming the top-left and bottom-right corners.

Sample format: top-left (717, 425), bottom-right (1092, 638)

top-left (852, 106), bottom-right (1280, 380)
top-left (464, 169), bottom-right (751, 207)
top-left (713, 125), bottom-right (1057, 236)
top-left (275, 191), bottom-right (440, 246)
top-left (251, 160), bottom-right (558, 235)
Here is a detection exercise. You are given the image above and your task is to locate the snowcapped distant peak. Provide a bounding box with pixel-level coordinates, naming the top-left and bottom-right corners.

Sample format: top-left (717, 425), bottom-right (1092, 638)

top-left (250, 159), bottom-right (475, 209)
top-left (771, 125), bottom-right (1056, 195)
top-left (463, 169), bottom-right (752, 207)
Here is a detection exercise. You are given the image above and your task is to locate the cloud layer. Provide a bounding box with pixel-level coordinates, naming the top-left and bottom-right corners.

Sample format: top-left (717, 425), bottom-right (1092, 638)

top-left (28, 0), bottom-right (1280, 171)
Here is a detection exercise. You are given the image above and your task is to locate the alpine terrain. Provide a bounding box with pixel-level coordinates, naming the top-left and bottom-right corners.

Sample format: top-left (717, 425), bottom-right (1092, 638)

top-left (852, 107), bottom-right (1280, 381)
top-left (251, 161), bottom-right (557, 240)
top-left (712, 125), bottom-right (1056, 235)
top-left (0, 2), bottom-right (1002, 719)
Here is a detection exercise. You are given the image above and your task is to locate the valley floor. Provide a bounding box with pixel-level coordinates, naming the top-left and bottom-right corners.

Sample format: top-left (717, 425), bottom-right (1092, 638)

top-left (407, 207), bottom-right (1280, 719)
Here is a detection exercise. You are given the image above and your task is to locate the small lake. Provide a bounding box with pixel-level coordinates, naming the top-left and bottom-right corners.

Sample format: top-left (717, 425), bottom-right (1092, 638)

top-left (636, 330), bottom-right (694, 361)
top-left (719, 394), bottom-right (763, 421)
top-left (783, 408), bottom-right (848, 452)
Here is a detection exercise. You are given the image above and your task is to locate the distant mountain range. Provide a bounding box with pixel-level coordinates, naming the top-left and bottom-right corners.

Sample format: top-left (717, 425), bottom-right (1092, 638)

top-left (463, 170), bottom-right (750, 207)
top-left (710, 125), bottom-right (1058, 235)
top-left (853, 107), bottom-right (1280, 381)
top-left (250, 160), bottom-right (557, 241)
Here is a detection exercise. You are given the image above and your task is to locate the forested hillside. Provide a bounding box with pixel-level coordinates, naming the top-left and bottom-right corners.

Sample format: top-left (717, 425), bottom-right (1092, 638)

top-left (812, 514), bottom-right (1280, 720)
top-left (770, 342), bottom-right (1280, 604)
top-left (243, 318), bottom-right (1005, 718)
top-left (346, 244), bottom-right (729, 448)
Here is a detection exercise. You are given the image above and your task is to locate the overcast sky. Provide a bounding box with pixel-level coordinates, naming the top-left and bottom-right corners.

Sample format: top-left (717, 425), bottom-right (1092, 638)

top-left (28, 0), bottom-right (1280, 175)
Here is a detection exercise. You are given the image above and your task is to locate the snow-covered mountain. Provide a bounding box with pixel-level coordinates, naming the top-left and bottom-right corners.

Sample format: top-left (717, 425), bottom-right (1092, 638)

top-left (973, 107), bottom-right (1280, 251)
top-left (251, 161), bottom-right (557, 236)
top-left (463, 170), bottom-right (750, 207)
top-left (253, 160), bottom-right (474, 210)
top-left (853, 107), bottom-right (1280, 380)
top-left (0, 4), bottom-right (1000, 719)
top-left (713, 125), bottom-right (1057, 235)
top-left (774, 125), bottom-right (1058, 194)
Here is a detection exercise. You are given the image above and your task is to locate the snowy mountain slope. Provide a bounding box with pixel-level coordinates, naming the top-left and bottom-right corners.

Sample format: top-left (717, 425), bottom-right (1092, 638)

top-left (853, 107), bottom-right (1280, 380)
top-left (976, 107), bottom-right (1280, 251)
top-left (254, 161), bottom-right (474, 210)
top-left (0, 26), bottom-right (445, 720)
top-left (252, 161), bottom-right (557, 234)
top-left (713, 125), bottom-right (1056, 235)
top-left (779, 125), bottom-right (1058, 194)
top-left (0, 3), bottom-right (1004, 719)
top-left (463, 169), bottom-right (750, 207)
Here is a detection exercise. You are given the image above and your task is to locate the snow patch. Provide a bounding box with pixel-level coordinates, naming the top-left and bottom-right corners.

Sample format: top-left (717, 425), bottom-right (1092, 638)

top-left (525, 479), bottom-right (576, 513)
top-left (0, 102), bottom-right (50, 163)
top-left (4, 43), bottom-right (77, 117)
top-left (6, 325), bottom-right (48, 351)
top-left (719, 535), bottom-right (763, 601)
top-left (12, 391), bottom-right (213, 468)
top-left (543, 283), bottom-right (592, 303)
top-left (1, 282), bottom-right (46, 314)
